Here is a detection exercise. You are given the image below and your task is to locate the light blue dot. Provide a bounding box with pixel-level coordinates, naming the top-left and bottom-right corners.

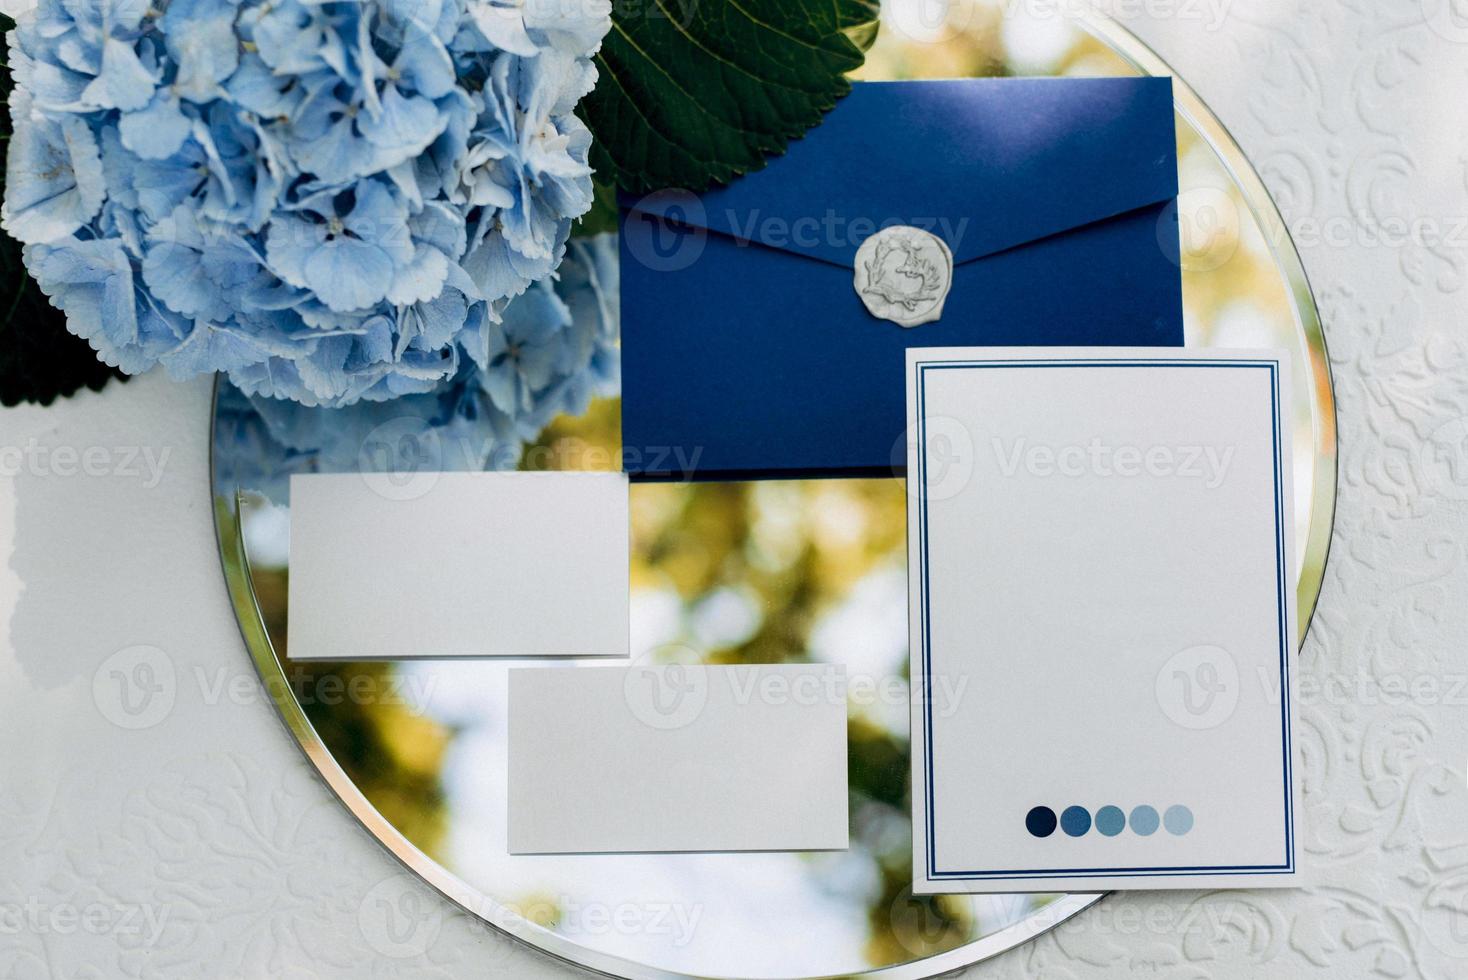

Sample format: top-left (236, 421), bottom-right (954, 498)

top-left (1130, 805), bottom-right (1160, 836)
top-left (1060, 805), bottom-right (1091, 837)
top-left (1164, 805), bottom-right (1194, 836)
top-left (1095, 805), bottom-right (1125, 837)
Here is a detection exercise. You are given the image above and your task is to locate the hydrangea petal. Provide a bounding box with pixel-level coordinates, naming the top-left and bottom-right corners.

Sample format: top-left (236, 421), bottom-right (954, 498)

top-left (397, 284), bottom-right (467, 355)
top-left (359, 85), bottom-right (445, 158)
top-left (104, 0), bottom-right (152, 32)
top-left (227, 53), bottom-right (308, 119)
top-left (24, 237), bottom-right (147, 371)
top-left (80, 37), bottom-right (156, 111)
top-left (525, 0), bottom-right (612, 58)
top-left (386, 244), bottom-right (449, 306)
top-left (143, 241), bottom-right (218, 318)
top-left (410, 200), bottom-right (467, 260)
top-left (500, 173), bottom-right (559, 260)
top-left (469, 2), bottom-right (540, 56)
top-left (304, 237), bottom-right (396, 312)
top-left (162, 0), bottom-right (242, 101)
top-left (462, 224), bottom-right (563, 303)
top-left (247, 0), bottom-right (336, 76)
top-left (395, 24), bottom-right (456, 99)
top-left (479, 356), bottom-right (518, 412)
top-left (142, 204), bottom-right (261, 324)
top-left (109, 137), bottom-right (208, 224)
top-left (384, 0), bottom-right (444, 32)
top-left (15, 55), bottom-right (93, 110)
top-left (290, 103), bottom-right (368, 183)
top-left (159, 321), bottom-right (274, 378)
top-left (288, 332), bottom-right (356, 402)
top-left (119, 90), bottom-right (192, 160)
top-left (264, 212), bottom-right (326, 290)
top-left (342, 180), bottom-right (413, 267)
top-left (2, 94), bottom-right (105, 244)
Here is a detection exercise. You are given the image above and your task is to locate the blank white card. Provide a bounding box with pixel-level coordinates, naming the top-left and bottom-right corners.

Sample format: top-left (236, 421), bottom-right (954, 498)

top-left (509, 664), bottom-right (849, 853)
top-left (287, 471), bottom-right (628, 660)
top-left (908, 347), bottom-right (1301, 892)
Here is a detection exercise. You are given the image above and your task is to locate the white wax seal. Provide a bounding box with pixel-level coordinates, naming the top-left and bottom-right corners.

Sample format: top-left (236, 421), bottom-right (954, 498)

top-left (853, 226), bottom-right (954, 328)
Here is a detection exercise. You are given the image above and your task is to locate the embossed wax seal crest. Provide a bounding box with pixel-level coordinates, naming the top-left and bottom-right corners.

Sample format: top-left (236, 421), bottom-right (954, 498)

top-left (854, 226), bottom-right (954, 328)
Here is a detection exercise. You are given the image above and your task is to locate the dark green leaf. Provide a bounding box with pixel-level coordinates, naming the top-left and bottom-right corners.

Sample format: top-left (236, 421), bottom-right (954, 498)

top-left (583, 0), bottom-right (880, 194)
top-left (0, 14), bottom-right (125, 407)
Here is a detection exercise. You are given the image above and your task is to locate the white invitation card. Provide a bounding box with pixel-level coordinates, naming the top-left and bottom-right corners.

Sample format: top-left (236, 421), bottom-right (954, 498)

top-left (508, 664), bottom-right (849, 854)
top-left (288, 471), bottom-right (629, 660)
top-left (907, 347), bottom-right (1301, 892)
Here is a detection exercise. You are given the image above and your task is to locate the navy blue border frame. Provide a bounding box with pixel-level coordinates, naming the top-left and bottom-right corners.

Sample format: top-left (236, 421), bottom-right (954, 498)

top-left (914, 357), bottom-right (1295, 881)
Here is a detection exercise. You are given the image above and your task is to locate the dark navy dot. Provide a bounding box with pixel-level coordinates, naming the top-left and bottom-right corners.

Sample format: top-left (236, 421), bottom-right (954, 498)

top-left (1164, 805), bottom-right (1195, 836)
top-left (1095, 805), bottom-right (1126, 837)
top-left (1060, 805), bottom-right (1091, 837)
top-left (1130, 805), bottom-right (1160, 836)
top-left (1025, 806), bottom-right (1057, 838)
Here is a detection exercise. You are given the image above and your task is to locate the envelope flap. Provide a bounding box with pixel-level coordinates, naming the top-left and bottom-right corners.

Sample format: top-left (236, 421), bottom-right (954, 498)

top-left (622, 77), bottom-right (1179, 270)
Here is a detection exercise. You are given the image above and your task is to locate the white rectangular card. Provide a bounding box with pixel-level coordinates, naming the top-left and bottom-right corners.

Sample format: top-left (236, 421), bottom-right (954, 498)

top-left (508, 664), bottom-right (849, 853)
top-left (907, 347), bottom-right (1300, 892)
top-left (287, 471), bottom-right (628, 660)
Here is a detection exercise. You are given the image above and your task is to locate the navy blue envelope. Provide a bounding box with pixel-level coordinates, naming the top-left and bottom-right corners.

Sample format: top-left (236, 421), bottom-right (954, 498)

top-left (619, 77), bottom-right (1183, 481)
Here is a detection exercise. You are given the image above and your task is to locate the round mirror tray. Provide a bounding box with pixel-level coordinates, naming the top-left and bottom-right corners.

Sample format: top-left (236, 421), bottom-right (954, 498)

top-left (213, 6), bottom-right (1335, 978)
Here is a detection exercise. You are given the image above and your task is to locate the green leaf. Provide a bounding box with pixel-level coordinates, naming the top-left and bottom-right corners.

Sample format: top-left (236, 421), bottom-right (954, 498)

top-left (0, 13), bottom-right (126, 407)
top-left (583, 0), bottom-right (880, 194)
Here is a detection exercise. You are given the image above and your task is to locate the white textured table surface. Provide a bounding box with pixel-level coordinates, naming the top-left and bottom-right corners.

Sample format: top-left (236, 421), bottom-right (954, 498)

top-left (4, 2), bottom-right (1468, 977)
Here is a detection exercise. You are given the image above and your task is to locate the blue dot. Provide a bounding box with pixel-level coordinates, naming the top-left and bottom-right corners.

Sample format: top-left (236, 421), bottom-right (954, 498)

top-left (1060, 805), bottom-right (1091, 837)
top-left (1095, 806), bottom-right (1125, 837)
top-left (1026, 806), bottom-right (1057, 838)
top-left (1130, 805), bottom-right (1160, 836)
top-left (1164, 805), bottom-right (1195, 836)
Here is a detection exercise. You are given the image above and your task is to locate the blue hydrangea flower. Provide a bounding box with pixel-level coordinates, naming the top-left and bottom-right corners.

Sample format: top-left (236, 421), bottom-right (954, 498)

top-left (217, 232), bottom-right (619, 500)
top-left (4, 0), bottom-right (611, 412)
top-left (548, 233), bottom-right (619, 414)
